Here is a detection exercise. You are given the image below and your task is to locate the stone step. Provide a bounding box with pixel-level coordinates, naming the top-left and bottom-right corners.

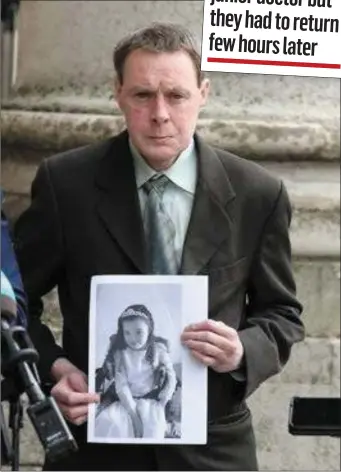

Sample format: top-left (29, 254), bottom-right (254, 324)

top-left (293, 259), bottom-right (339, 338)
top-left (1, 108), bottom-right (340, 161)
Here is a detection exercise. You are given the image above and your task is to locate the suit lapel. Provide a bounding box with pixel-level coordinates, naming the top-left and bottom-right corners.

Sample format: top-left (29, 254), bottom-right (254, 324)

top-left (180, 136), bottom-right (236, 275)
top-left (94, 131), bottom-right (235, 276)
top-left (94, 131), bottom-right (147, 273)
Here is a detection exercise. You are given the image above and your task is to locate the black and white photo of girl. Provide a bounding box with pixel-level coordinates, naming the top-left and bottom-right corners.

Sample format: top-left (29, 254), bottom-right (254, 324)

top-left (93, 283), bottom-right (183, 440)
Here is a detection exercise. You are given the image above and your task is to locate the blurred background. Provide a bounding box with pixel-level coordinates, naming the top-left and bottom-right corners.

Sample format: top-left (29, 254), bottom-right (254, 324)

top-left (1, 1), bottom-right (340, 470)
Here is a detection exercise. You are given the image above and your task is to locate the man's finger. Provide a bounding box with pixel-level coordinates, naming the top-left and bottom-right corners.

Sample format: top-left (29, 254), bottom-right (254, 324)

top-left (68, 371), bottom-right (88, 393)
top-left (183, 321), bottom-right (209, 332)
top-left (65, 412), bottom-right (88, 426)
top-left (58, 402), bottom-right (91, 421)
top-left (183, 339), bottom-right (224, 359)
top-left (182, 329), bottom-right (233, 352)
top-left (183, 320), bottom-right (235, 338)
top-left (53, 389), bottom-right (100, 406)
top-left (73, 415), bottom-right (88, 426)
top-left (190, 349), bottom-right (216, 367)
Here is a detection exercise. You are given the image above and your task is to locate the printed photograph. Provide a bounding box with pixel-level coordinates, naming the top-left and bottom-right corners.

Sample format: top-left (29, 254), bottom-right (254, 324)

top-left (92, 280), bottom-right (182, 441)
top-left (87, 275), bottom-right (208, 445)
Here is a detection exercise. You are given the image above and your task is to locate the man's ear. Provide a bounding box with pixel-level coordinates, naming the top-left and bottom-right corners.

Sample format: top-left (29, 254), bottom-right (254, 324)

top-left (113, 76), bottom-right (122, 106)
top-left (199, 78), bottom-right (210, 106)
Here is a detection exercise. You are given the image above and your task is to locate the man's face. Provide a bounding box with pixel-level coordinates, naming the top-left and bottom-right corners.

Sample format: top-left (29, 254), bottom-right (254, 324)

top-left (115, 49), bottom-right (210, 170)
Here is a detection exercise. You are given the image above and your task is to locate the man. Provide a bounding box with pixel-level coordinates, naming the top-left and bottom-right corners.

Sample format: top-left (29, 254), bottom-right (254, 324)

top-left (14, 23), bottom-right (304, 471)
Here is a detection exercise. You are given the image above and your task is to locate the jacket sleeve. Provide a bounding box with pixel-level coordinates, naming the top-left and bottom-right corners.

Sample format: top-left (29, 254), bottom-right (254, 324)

top-left (1, 206), bottom-right (27, 327)
top-left (238, 181), bottom-right (305, 399)
top-left (13, 160), bottom-right (66, 383)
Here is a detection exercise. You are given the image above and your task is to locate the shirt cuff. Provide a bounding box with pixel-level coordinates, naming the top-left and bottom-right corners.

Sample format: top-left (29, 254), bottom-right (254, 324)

top-left (230, 355), bottom-right (247, 382)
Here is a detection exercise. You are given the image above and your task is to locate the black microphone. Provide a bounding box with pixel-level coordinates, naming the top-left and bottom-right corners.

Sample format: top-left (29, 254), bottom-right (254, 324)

top-left (1, 271), bottom-right (78, 462)
top-left (1, 270), bottom-right (40, 396)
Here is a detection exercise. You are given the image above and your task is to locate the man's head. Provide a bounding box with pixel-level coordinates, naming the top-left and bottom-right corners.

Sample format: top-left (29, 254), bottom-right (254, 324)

top-left (113, 23), bottom-right (210, 170)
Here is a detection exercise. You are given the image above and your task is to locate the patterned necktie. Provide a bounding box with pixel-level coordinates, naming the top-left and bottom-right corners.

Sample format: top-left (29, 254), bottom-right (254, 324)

top-left (143, 174), bottom-right (178, 275)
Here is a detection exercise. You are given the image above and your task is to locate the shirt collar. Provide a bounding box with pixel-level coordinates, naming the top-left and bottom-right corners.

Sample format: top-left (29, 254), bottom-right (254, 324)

top-left (130, 137), bottom-right (197, 195)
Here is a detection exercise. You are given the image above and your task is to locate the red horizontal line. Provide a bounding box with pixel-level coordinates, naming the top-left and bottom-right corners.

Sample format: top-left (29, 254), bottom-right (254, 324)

top-left (207, 57), bottom-right (341, 70)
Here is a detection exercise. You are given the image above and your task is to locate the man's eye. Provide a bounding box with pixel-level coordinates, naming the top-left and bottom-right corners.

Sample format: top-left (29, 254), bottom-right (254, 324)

top-left (170, 93), bottom-right (184, 100)
top-left (135, 92), bottom-right (150, 99)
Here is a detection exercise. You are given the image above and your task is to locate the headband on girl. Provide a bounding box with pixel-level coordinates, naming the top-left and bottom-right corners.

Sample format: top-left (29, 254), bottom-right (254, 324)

top-left (120, 307), bottom-right (149, 322)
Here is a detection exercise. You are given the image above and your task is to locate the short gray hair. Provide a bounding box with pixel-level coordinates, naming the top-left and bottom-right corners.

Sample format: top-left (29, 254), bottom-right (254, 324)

top-left (113, 22), bottom-right (204, 86)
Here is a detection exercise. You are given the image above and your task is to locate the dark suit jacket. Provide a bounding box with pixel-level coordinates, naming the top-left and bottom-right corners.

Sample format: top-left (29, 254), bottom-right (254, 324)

top-left (14, 130), bottom-right (304, 471)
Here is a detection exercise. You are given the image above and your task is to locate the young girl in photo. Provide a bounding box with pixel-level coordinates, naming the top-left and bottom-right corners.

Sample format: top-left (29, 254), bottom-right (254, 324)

top-left (97, 304), bottom-right (178, 439)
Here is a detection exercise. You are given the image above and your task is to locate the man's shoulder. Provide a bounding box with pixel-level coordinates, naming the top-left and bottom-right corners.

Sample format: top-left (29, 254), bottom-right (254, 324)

top-left (44, 136), bottom-right (116, 174)
top-left (215, 146), bottom-right (280, 183)
top-left (212, 145), bottom-right (282, 198)
top-left (37, 131), bottom-right (129, 193)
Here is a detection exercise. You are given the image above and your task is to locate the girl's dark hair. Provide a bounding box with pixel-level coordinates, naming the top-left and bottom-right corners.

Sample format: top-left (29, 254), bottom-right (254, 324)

top-left (114, 304), bottom-right (154, 351)
top-left (105, 305), bottom-right (170, 385)
top-left (112, 304), bottom-right (168, 365)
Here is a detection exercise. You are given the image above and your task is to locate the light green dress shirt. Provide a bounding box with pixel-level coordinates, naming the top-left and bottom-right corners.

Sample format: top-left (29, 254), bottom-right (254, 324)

top-left (130, 138), bottom-right (197, 268)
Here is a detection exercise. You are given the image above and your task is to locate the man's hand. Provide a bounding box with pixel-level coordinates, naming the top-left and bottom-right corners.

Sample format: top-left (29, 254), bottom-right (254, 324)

top-left (181, 320), bottom-right (244, 373)
top-left (50, 358), bottom-right (100, 425)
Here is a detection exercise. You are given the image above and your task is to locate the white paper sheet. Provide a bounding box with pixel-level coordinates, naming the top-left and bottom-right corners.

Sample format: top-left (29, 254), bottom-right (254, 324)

top-left (87, 275), bottom-right (208, 445)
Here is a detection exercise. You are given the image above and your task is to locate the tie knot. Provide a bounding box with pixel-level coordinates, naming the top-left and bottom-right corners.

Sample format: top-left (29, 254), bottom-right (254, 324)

top-left (143, 174), bottom-right (170, 196)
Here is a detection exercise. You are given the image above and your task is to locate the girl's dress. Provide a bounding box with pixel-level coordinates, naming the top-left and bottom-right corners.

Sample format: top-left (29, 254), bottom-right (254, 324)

top-left (99, 339), bottom-right (177, 439)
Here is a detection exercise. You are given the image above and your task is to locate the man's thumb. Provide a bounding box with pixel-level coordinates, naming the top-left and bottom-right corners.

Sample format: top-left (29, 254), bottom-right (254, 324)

top-left (67, 371), bottom-right (88, 393)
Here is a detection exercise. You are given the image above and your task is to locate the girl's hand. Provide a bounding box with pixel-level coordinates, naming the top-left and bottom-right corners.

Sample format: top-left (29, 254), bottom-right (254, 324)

top-left (170, 422), bottom-right (181, 438)
top-left (158, 395), bottom-right (168, 408)
top-left (130, 411), bottom-right (143, 438)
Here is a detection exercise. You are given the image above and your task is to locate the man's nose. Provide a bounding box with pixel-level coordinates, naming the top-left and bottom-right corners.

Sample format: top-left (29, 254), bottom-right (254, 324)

top-left (151, 96), bottom-right (170, 124)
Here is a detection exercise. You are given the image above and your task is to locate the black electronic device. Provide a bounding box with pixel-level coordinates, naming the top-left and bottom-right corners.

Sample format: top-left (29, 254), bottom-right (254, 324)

top-left (1, 271), bottom-right (78, 470)
top-left (289, 396), bottom-right (341, 437)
